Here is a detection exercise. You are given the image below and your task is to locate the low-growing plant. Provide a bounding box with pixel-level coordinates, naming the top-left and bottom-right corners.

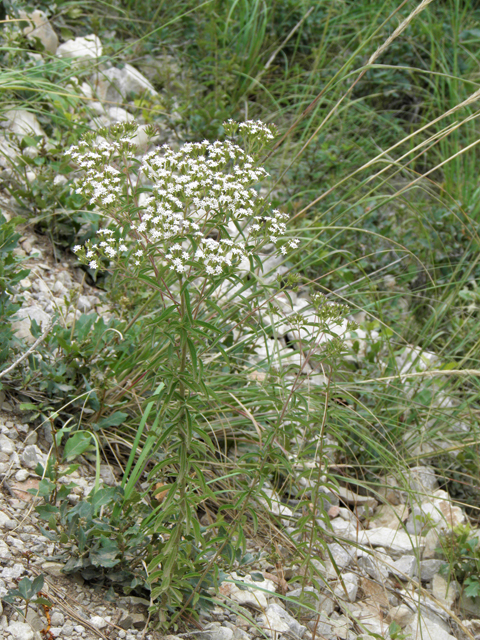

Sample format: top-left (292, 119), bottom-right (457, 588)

top-left (2, 574), bottom-right (50, 619)
top-left (438, 525), bottom-right (480, 599)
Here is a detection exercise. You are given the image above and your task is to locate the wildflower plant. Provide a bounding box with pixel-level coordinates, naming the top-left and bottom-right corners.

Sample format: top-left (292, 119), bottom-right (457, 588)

top-left (65, 120), bottom-right (304, 621)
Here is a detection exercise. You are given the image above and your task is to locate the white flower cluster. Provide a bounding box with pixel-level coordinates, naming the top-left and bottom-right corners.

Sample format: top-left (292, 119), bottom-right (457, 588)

top-left (237, 120), bottom-right (275, 140)
top-left (68, 136), bottom-right (136, 208)
top-left (68, 121), bottom-right (298, 277)
top-left (251, 211), bottom-right (300, 254)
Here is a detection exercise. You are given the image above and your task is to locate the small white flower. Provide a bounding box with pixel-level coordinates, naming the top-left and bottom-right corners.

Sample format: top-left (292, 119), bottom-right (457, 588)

top-left (89, 260), bottom-right (98, 270)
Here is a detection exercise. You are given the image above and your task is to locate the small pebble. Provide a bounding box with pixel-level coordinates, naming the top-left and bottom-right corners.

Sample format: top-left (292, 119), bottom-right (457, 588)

top-left (14, 470), bottom-right (29, 482)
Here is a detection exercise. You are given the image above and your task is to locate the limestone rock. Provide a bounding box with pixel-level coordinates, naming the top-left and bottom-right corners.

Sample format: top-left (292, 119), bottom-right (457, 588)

top-left (0, 434), bottom-right (14, 455)
top-left (389, 555), bottom-right (418, 580)
top-left (409, 465), bottom-right (438, 494)
top-left (405, 616), bottom-right (456, 640)
top-left (90, 616), bottom-right (107, 629)
top-left (93, 64), bottom-right (157, 103)
top-left (19, 10), bottom-right (58, 54)
top-left (386, 605), bottom-right (415, 627)
top-left (12, 305), bottom-right (50, 344)
top-left (334, 572), bottom-right (358, 603)
top-left (257, 488), bottom-right (293, 520)
top-left (21, 445), bottom-right (47, 470)
top-left (432, 574), bottom-right (456, 609)
top-left (219, 573), bottom-right (276, 609)
top-left (358, 554), bottom-right (389, 582)
top-left (198, 626), bottom-right (233, 640)
top-left (259, 603), bottom-right (307, 638)
top-left (419, 559), bottom-right (444, 581)
top-left (1, 110), bottom-right (46, 138)
top-left (369, 503), bottom-right (409, 529)
top-left (422, 528), bottom-right (440, 560)
top-left (41, 562), bottom-right (65, 577)
top-left (377, 475), bottom-right (405, 505)
top-left (286, 586), bottom-right (334, 619)
top-left (108, 106), bottom-right (134, 123)
top-left (57, 35), bottom-right (102, 61)
top-left (6, 621), bottom-right (35, 640)
top-left (353, 526), bottom-right (425, 554)
top-left (410, 493), bottom-right (465, 532)
top-left (335, 485), bottom-right (377, 510)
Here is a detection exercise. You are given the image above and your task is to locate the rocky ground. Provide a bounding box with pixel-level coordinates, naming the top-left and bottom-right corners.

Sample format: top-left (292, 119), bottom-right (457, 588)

top-left (1, 378), bottom-right (479, 640)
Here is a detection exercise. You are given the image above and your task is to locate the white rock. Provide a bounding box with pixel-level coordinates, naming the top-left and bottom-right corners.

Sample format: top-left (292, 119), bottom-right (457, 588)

top-left (396, 347), bottom-right (438, 378)
top-left (108, 106), bottom-right (134, 123)
top-left (328, 542), bottom-right (355, 569)
top-left (334, 572), bottom-right (358, 603)
top-left (1, 110), bottom-right (46, 138)
top-left (354, 526), bottom-right (425, 554)
top-left (0, 512), bottom-right (14, 528)
top-left (100, 464), bottom-right (116, 486)
top-left (0, 540), bottom-right (11, 559)
top-left (6, 621), bottom-right (34, 640)
top-left (358, 554), bottom-right (389, 582)
top-left (42, 562), bottom-right (64, 577)
top-left (21, 445), bottom-right (47, 470)
top-left (406, 616), bottom-right (456, 640)
top-left (19, 10), bottom-right (58, 54)
top-left (57, 35), bottom-right (102, 61)
top-left (52, 280), bottom-right (67, 295)
top-left (0, 434), bottom-right (14, 455)
top-left (335, 485), bottom-right (377, 509)
top-left (77, 295), bottom-right (92, 313)
top-left (50, 612), bottom-right (64, 627)
top-left (410, 496), bottom-right (465, 531)
top-left (287, 586), bottom-right (334, 618)
top-left (422, 528), bottom-right (440, 560)
top-left (419, 559), bottom-right (444, 581)
top-left (130, 124), bottom-right (152, 152)
top-left (12, 306), bottom-right (50, 344)
top-left (94, 64), bottom-right (157, 102)
top-left (432, 574), bottom-right (457, 609)
top-left (90, 616), bottom-right (107, 629)
top-left (2, 563), bottom-right (24, 579)
top-left (15, 469), bottom-right (29, 482)
top-left (409, 465), bottom-right (438, 493)
top-left (386, 605), bottom-right (415, 627)
top-left (201, 627), bottom-right (233, 640)
top-left (390, 555), bottom-right (418, 579)
top-left (259, 603), bottom-right (306, 638)
top-left (377, 475), bottom-right (406, 505)
top-left (353, 602), bottom-right (389, 636)
top-left (369, 503), bottom-right (408, 529)
top-left (219, 573), bottom-right (276, 609)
